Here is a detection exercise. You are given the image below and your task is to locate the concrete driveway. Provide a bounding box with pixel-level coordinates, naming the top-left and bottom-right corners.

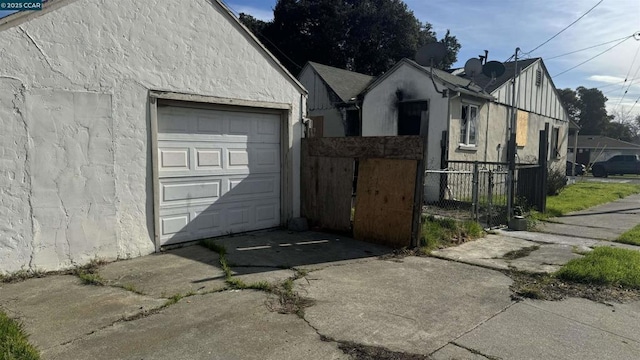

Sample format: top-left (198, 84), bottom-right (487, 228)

top-left (1, 230), bottom-right (640, 359)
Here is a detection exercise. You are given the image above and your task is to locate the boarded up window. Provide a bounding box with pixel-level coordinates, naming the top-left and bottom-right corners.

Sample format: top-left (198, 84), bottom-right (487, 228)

top-left (516, 110), bottom-right (529, 146)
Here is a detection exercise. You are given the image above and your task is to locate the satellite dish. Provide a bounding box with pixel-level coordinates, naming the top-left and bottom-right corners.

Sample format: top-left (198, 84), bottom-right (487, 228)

top-left (415, 42), bottom-right (447, 66)
top-left (464, 58), bottom-right (483, 78)
top-left (482, 61), bottom-right (506, 78)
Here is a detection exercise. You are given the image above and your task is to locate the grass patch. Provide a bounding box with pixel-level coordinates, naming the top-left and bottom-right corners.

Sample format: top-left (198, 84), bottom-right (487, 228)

top-left (536, 182), bottom-right (640, 219)
top-left (420, 215), bottom-right (484, 253)
top-left (0, 311), bottom-right (40, 360)
top-left (556, 247), bottom-right (640, 289)
top-left (616, 224), bottom-right (640, 246)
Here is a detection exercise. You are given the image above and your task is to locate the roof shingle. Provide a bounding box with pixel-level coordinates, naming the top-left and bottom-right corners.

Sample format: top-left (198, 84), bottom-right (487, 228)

top-left (307, 62), bottom-right (374, 103)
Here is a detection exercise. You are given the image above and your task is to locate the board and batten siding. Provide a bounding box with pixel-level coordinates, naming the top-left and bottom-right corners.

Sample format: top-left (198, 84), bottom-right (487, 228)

top-left (491, 60), bottom-right (569, 122)
top-left (298, 65), bottom-right (345, 137)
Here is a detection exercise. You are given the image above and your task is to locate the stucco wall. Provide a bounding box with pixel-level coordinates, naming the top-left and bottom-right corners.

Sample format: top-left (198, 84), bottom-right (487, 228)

top-left (361, 62), bottom-right (449, 201)
top-left (0, 0), bottom-right (304, 273)
top-left (448, 100), bottom-right (566, 173)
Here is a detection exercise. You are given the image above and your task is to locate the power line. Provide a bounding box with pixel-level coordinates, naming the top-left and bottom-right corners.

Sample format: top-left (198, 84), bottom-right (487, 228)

top-left (544, 35), bottom-right (630, 60)
top-left (552, 36), bottom-right (631, 78)
top-left (614, 43), bottom-right (640, 111)
top-left (525, 0), bottom-right (604, 55)
top-left (625, 95), bottom-right (640, 118)
top-left (602, 78), bottom-right (640, 94)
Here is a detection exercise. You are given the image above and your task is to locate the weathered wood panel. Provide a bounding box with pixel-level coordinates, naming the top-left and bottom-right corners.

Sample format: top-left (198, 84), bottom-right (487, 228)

top-left (353, 158), bottom-right (417, 247)
top-left (301, 142), bottom-right (353, 232)
top-left (306, 136), bottom-right (423, 160)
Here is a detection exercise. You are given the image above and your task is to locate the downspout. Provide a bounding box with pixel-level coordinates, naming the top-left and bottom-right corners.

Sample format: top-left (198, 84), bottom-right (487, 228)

top-left (447, 91), bottom-right (461, 159)
top-left (483, 101), bottom-right (491, 162)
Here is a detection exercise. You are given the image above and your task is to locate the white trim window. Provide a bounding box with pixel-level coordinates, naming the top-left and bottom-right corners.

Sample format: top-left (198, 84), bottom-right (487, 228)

top-left (459, 104), bottom-right (478, 146)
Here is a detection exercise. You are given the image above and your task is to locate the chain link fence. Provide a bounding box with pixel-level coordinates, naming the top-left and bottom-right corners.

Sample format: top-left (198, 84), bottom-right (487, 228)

top-left (423, 161), bottom-right (542, 228)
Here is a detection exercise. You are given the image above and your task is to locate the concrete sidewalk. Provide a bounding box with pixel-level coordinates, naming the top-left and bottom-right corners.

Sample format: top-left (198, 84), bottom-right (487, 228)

top-left (433, 193), bottom-right (640, 274)
top-left (1, 229), bottom-right (640, 359)
top-left (537, 193), bottom-right (640, 240)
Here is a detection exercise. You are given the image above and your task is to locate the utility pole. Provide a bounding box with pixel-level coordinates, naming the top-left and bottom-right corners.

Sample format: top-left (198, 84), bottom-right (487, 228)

top-left (506, 48), bottom-right (520, 223)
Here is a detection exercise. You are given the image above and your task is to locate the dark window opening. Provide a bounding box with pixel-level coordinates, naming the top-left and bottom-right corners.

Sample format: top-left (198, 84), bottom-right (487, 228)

top-left (345, 109), bottom-right (360, 136)
top-left (398, 101), bottom-right (427, 135)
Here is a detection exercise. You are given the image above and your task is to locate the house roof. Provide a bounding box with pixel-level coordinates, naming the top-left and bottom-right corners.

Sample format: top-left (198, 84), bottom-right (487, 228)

top-left (305, 62), bottom-right (374, 103)
top-left (456, 58), bottom-right (539, 94)
top-left (364, 58), bottom-right (494, 100)
top-left (0, 0), bottom-right (307, 94)
top-left (569, 135), bottom-right (640, 150)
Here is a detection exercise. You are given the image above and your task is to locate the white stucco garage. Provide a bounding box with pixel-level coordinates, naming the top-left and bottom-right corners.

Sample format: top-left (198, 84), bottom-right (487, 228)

top-left (0, 0), bottom-right (306, 273)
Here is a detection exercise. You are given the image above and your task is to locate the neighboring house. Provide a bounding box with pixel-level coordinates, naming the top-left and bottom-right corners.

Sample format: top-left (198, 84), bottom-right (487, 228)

top-left (298, 62), bottom-right (373, 137)
top-left (0, 0), bottom-right (307, 273)
top-left (568, 135), bottom-right (640, 165)
top-left (359, 57), bottom-right (569, 201)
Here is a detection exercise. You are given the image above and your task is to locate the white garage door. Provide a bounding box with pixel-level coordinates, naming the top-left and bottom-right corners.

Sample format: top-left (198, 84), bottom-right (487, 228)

top-left (157, 105), bottom-right (281, 246)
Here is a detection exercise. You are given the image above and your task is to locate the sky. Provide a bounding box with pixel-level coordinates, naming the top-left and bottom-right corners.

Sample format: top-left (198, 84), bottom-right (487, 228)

top-left (226, 0), bottom-right (640, 119)
top-left (2, 1), bottom-right (639, 118)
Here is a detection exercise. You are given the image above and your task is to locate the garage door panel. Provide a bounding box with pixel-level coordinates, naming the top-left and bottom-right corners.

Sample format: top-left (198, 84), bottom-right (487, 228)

top-left (227, 149), bottom-right (250, 168)
top-left (158, 198), bottom-right (280, 244)
top-left (160, 175), bottom-right (278, 208)
top-left (195, 148), bottom-right (223, 169)
top-left (159, 148), bottom-right (190, 171)
top-left (226, 177), bottom-right (279, 203)
top-left (161, 180), bottom-right (221, 203)
top-left (157, 106), bottom-right (281, 246)
top-left (161, 214), bottom-right (190, 236)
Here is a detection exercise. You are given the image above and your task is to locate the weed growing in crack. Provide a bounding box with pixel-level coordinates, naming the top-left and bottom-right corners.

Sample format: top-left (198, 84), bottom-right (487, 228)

top-left (0, 269), bottom-right (46, 283)
top-left (200, 239), bottom-right (227, 257)
top-left (76, 271), bottom-right (105, 286)
top-left (199, 239), bottom-right (316, 316)
top-left (118, 283), bottom-right (144, 295)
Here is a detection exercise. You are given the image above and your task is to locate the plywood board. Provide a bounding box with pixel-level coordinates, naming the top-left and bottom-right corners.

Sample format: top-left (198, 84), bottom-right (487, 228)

top-left (353, 158), bottom-right (417, 247)
top-left (301, 141), bottom-right (353, 232)
top-left (307, 136), bottom-right (423, 160)
top-left (516, 110), bottom-right (529, 147)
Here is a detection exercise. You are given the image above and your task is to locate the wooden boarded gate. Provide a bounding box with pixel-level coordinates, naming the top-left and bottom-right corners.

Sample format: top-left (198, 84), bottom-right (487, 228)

top-left (301, 136), bottom-right (424, 248)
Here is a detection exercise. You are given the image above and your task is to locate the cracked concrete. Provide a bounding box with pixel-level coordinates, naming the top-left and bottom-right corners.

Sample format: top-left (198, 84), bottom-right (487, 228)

top-left (2, 230), bottom-right (640, 359)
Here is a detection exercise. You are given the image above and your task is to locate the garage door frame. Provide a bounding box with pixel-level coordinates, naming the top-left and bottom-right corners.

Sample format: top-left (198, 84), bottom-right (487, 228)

top-left (149, 91), bottom-right (293, 251)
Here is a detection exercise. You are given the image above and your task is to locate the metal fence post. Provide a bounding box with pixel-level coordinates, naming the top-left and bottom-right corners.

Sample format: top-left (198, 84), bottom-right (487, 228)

top-left (488, 170), bottom-right (494, 228)
top-left (472, 162), bottom-right (479, 222)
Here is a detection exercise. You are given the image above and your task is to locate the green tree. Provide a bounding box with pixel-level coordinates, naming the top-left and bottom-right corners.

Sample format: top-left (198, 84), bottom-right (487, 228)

top-left (604, 121), bottom-right (635, 142)
top-left (557, 88), bottom-right (580, 123)
top-left (575, 86), bottom-right (613, 135)
top-left (239, 0), bottom-right (461, 76)
top-left (559, 87), bottom-right (614, 136)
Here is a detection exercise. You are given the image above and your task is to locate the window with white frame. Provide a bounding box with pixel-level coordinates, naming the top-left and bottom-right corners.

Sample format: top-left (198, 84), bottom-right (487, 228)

top-left (459, 104), bottom-right (478, 146)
